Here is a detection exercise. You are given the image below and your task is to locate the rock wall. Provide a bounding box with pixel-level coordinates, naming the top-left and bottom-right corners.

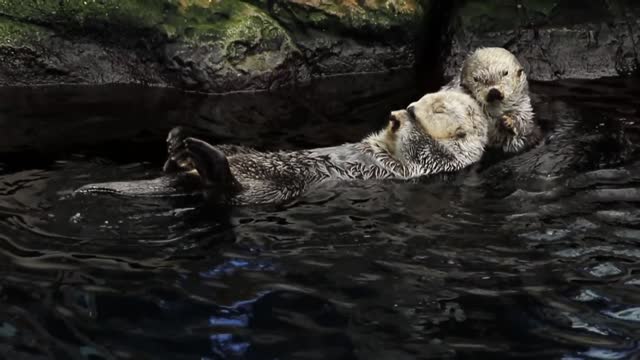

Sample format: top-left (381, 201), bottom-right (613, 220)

top-left (0, 0), bottom-right (638, 93)
top-left (443, 0), bottom-right (640, 81)
top-left (0, 0), bottom-right (427, 93)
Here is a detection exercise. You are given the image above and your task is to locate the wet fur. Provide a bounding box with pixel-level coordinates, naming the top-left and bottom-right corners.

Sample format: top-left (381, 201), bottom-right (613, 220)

top-left (442, 47), bottom-right (540, 153)
top-left (77, 92), bottom-right (490, 206)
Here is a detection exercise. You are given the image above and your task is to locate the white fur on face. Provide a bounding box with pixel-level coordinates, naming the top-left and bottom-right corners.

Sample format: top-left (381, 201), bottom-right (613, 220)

top-left (401, 91), bottom-right (489, 165)
top-left (460, 47), bottom-right (528, 110)
top-left (408, 92), bottom-right (487, 142)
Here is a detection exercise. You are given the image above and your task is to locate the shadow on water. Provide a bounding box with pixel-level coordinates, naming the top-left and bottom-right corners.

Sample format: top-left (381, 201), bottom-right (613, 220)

top-left (1, 71), bottom-right (640, 359)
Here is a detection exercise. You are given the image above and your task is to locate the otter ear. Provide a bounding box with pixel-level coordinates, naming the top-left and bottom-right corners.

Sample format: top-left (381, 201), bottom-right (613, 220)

top-left (517, 68), bottom-right (524, 77)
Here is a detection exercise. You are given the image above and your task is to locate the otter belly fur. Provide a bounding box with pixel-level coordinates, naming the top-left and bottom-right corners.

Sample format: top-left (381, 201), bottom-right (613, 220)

top-left (442, 47), bottom-right (541, 154)
top-left (76, 91), bottom-right (490, 206)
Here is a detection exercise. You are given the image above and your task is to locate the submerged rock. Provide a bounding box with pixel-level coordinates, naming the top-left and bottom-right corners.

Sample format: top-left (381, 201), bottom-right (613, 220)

top-left (443, 0), bottom-right (640, 81)
top-left (0, 0), bottom-right (427, 92)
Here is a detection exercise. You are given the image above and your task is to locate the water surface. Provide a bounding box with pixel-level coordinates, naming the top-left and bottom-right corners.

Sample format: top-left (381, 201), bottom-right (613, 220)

top-left (1, 73), bottom-right (640, 359)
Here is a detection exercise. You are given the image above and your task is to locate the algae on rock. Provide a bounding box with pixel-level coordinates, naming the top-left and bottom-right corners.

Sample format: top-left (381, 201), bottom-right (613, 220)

top-left (0, 0), bottom-right (427, 91)
top-left (164, 0), bottom-right (304, 91)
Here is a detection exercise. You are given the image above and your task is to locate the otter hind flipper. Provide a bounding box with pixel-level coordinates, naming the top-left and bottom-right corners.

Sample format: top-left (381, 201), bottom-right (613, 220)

top-left (183, 137), bottom-right (242, 194)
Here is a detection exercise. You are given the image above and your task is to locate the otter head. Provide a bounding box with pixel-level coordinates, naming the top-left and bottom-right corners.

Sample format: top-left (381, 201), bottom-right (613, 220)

top-left (460, 47), bottom-right (528, 114)
top-left (387, 91), bottom-right (488, 169)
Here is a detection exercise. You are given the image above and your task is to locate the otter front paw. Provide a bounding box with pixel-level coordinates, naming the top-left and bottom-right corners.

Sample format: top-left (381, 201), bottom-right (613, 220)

top-left (499, 114), bottom-right (517, 135)
top-left (164, 126), bottom-right (196, 172)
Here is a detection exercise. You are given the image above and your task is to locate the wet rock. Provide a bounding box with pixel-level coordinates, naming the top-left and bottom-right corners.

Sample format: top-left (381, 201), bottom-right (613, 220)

top-left (0, 0), bottom-right (427, 92)
top-left (0, 16), bottom-right (165, 86)
top-left (443, 1), bottom-right (640, 81)
top-left (249, 0), bottom-right (426, 77)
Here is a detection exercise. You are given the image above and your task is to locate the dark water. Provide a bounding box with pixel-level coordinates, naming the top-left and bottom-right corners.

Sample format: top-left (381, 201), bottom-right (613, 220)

top-left (1, 72), bottom-right (640, 359)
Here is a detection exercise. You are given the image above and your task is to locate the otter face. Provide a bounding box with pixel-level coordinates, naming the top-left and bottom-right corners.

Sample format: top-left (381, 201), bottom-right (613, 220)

top-left (460, 47), bottom-right (527, 110)
top-left (390, 91), bottom-right (488, 167)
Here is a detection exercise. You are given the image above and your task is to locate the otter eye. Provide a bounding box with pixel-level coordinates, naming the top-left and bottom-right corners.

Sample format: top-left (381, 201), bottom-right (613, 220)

top-left (473, 75), bottom-right (481, 82)
top-left (433, 106), bottom-right (446, 114)
top-left (502, 70), bottom-right (508, 76)
top-left (517, 68), bottom-right (524, 77)
top-left (454, 128), bottom-right (466, 139)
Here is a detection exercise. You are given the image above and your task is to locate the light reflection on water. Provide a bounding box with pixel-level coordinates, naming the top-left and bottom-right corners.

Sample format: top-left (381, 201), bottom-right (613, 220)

top-left (0, 75), bottom-right (640, 359)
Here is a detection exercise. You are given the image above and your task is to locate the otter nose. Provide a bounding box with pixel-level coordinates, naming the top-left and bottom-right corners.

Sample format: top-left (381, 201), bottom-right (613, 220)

top-left (486, 88), bottom-right (503, 102)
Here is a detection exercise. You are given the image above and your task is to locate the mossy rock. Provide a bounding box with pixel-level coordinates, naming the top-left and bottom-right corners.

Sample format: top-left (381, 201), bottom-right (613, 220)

top-left (162, 0), bottom-right (302, 91)
top-left (0, 0), bottom-right (427, 91)
top-left (0, 16), bottom-right (50, 47)
top-left (249, 0), bottom-right (427, 39)
top-left (0, 0), bottom-right (293, 41)
top-left (0, 0), bottom-right (168, 31)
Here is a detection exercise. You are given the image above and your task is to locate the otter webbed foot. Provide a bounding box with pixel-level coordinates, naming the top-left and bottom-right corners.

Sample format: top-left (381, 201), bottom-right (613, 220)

top-left (183, 137), bottom-right (242, 194)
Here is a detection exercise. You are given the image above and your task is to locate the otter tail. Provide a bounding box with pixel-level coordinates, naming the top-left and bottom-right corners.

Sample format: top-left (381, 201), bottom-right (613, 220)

top-left (75, 127), bottom-right (241, 201)
top-left (73, 173), bottom-right (202, 198)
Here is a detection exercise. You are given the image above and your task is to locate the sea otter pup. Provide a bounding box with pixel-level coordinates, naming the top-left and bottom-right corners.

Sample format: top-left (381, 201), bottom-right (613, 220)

top-left (76, 91), bottom-right (489, 205)
top-left (443, 47), bottom-right (540, 153)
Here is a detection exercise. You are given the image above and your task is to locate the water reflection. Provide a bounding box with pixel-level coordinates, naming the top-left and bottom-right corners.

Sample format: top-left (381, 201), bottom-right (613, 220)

top-left (0, 75), bottom-right (640, 358)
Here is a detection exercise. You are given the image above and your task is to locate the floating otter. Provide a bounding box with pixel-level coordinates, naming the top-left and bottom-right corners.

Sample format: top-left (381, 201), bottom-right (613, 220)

top-left (76, 91), bottom-right (489, 205)
top-left (442, 47), bottom-right (540, 153)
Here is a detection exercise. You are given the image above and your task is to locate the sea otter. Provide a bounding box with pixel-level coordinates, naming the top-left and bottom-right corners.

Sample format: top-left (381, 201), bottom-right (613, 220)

top-left (442, 47), bottom-right (540, 153)
top-left (75, 91), bottom-right (489, 205)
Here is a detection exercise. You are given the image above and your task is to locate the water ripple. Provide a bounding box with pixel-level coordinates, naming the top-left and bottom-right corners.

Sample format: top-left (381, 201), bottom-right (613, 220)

top-left (1, 77), bottom-right (640, 358)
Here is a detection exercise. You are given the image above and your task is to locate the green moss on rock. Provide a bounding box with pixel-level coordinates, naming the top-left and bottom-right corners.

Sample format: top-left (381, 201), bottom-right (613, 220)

top-left (169, 0), bottom-right (299, 73)
top-left (248, 0), bottom-right (426, 38)
top-left (0, 0), bottom-right (168, 30)
top-left (0, 0), bottom-right (427, 91)
top-left (0, 16), bottom-right (49, 46)
top-left (173, 0), bottom-right (291, 42)
top-left (0, 0), bottom-right (297, 53)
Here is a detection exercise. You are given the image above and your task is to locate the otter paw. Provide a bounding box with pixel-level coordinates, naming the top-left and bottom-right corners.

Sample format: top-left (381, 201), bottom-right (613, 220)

top-left (166, 126), bottom-right (189, 156)
top-left (163, 126), bottom-right (197, 172)
top-left (499, 114), bottom-right (517, 135)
